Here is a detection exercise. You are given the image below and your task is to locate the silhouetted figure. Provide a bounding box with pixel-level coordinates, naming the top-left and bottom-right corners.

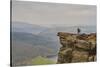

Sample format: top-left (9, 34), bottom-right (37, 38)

top-left (77, 28), bottom-right (81, 34)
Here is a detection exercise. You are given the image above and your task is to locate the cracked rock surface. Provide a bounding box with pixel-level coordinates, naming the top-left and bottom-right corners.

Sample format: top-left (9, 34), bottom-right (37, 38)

top-left (57, 32), bottom-right (96, 63)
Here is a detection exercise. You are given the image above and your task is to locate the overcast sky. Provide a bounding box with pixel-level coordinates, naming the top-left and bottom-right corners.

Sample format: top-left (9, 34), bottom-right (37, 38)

top-left (12, 1), bottom-right (96, 27)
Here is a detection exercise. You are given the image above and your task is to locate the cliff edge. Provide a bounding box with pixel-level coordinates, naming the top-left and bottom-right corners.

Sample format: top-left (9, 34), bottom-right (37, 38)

top-left (57, 32), bottom-right (96, 63)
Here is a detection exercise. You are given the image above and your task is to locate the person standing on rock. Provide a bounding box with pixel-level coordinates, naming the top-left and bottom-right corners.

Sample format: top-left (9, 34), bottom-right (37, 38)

top-left (77, 28), bottom-right (81, 34)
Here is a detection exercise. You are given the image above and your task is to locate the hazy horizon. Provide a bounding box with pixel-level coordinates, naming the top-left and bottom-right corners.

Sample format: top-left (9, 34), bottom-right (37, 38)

top-left (12, 1), bottom-right (96, 27)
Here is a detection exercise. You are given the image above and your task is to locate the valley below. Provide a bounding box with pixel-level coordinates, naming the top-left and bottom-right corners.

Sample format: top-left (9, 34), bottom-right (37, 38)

top-left (12, 22), bottom-right (96, 66)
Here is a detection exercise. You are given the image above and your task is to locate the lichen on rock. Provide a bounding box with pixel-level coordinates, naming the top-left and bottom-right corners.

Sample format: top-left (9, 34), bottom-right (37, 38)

top-left (57, 32), bottom-right (96, 63)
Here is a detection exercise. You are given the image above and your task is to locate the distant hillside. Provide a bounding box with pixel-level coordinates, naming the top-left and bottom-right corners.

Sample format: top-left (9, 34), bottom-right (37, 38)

top-left (12, 22), bottom-right (48, 34)
top-left (53, 25), bottom-right (96, 34)
top-left (12, 32), bottom-right (59, 50)
top-left (12, 31), bottom-right (58, 66)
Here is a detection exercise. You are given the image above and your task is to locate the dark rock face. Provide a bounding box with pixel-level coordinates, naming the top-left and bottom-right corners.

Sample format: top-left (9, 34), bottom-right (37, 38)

top-left (57, 32), bottom-right (96, 63)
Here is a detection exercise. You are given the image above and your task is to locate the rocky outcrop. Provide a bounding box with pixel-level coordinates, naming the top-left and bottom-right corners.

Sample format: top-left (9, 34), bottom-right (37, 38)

top-left (57, 32), bottom-right (96, 63)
